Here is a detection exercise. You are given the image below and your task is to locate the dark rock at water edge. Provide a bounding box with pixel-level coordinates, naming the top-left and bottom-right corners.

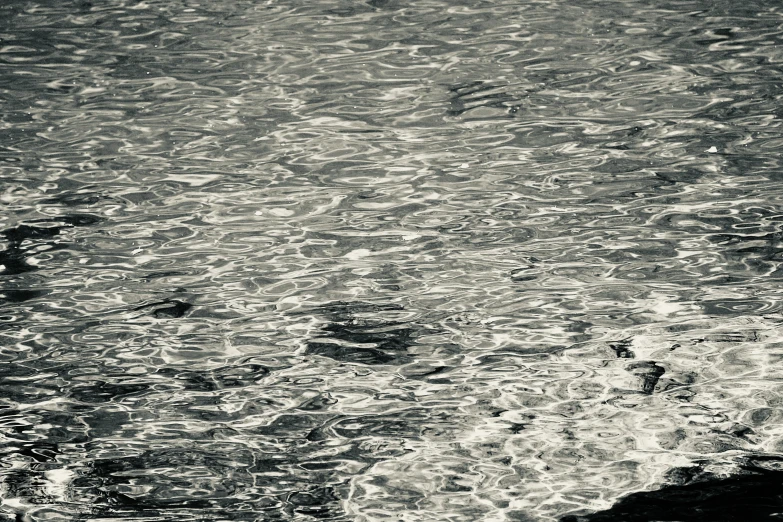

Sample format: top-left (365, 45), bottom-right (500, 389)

top-left (561, 457), bottom-right (783, 522)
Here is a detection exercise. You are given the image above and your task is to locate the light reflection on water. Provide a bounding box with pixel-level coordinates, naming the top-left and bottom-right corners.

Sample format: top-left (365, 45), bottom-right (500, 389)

top-left (2, 0), bottom-right (783, 520)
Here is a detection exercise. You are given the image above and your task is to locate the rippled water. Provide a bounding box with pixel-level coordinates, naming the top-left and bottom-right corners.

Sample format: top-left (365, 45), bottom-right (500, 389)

top-left (2, 0), bottom-right (783, 520)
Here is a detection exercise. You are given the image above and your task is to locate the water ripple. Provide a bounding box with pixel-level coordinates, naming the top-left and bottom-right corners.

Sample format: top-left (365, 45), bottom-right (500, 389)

top-left (3, 0), bottom-right (783, 520)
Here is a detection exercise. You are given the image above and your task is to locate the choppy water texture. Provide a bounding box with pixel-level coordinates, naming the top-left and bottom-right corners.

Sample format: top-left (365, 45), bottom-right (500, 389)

top-left (2, 0), bottom-right (783, 520)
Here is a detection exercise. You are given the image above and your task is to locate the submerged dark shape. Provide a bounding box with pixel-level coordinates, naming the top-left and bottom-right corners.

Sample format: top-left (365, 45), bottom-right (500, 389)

top-left (40, 192), bottom-right (102, 206)
top-left (2, 224), bottom-right (63, 244)
top-left (654, 169), bottom-right (705, 184)
top-left (155, 363), bottom-right (270, 391)
top-left (626, 361), bottom-right (665, 394)
top-left (332, 409), bottom-right (448, 439)
top-left (447, 80), bottom-right (520, 117)
top-left (73, 447), bottom-right (347, 520)
top-left (305, 300), bottom-right (404, 318)
top-left (133, 299), bottom-right (192, 318)
top-left (703, 230), bottom-right (783, 282)
top-left (49, 214), bottom-right (103, 228)
top-left (289, 487), bottom-right (341, 518)
top-left (322, 321), bottom-right (416, 351)
top-left (139, 270), bottom-right (188, 282)
top-left (0, 289), bottom-right (49, 302)
top-left (68, 380), bottom-right (150, 403)
top-left (609, 338), bottom-right (634, 358)
top-left (561, 457), bottom-right (783, 522)
top-left (304, 301), bottom-right (423, 365)
top-left (91, 488), bottom-right (212, 515)
top-left (296, 392), bottom-right (338, 411)
top-left (0, 224), bottom-right (64, 275)
top-left (0, 215), bottom-right (102, 275)
top-left (307, 342), bottom-right (401, 365)
top-left (12, 441), bottom-right (60, 463)
top-left (510, 266), bottom-right (537, 282)
top-left (709, 231), bottom-right (783, 261)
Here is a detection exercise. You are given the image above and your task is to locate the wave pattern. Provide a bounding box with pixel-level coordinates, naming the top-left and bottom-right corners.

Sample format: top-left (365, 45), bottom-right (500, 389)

top-left (2, 0), bottom-right (783, 520)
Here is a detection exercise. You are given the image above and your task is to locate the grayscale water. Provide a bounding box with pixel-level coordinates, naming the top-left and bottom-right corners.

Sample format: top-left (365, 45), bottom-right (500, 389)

top-left (2, 0), bottom-right (783, 520)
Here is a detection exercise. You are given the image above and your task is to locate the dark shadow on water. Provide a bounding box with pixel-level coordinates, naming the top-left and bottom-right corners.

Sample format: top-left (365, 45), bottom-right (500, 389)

top-left (154, 362), bottom-right (270, 392)
top-left (0, 224), bottom-right (66, 276)
top-left (39, 192), bottom-right (103, 206)
top-left (73, 449), bottom-right (347, 520)
top-left (303, 301), bottom-right (426, 365)
top-left (0, 215), bottom-right (102, 276)
top-left (132, 298), bottom-right (192, 318)
top-left (561, 456), bottom-right (783, 522)
top-left (447, 80), bottom-right (521, 117)
top-left (0, 289), bottom-right (50, 302)
top-left (626, 361), bottom-right (666, 394)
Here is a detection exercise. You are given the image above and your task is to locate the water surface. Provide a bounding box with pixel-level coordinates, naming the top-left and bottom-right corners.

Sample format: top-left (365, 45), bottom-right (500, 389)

top-left (2, 0), bottom-right (783, 520)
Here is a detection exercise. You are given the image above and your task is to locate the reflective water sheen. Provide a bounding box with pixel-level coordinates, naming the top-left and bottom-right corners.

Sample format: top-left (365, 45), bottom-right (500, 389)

top-left (2, 0), bottom-right (783, 520)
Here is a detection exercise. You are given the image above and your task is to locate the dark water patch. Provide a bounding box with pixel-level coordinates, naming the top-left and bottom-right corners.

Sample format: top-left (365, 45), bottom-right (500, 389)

top-left (306, 321), bottom-right (423, 364)
top-left (8, 441), bottom-right (60, 463)
top-left (76, 438), bottom-right (356, 519)
top-left (50, 214), bottom-right (104, 228)
top-left (0, 289), bottom-right (49, 303)
top-left (289, 487), bottom-right (342, 519)
top-left (139, 271), bottom-right (189, 282)
top-left (333, 409), bottom-right (452, 439)
top-left (654, 168), bottom-right (705, 184)
top-left (68, 380), bottom-right (151, 403)
top-left (325, 5), bottom-right (373, 17)
top-left (44, 82), bottom-right (80, 94)
top-left (0, 224), bottom-right (67, 276)
top-left (694, 27), bottom-right (737, 46)
top-left (296, 392), bottom-right (338, 412)
top-left (561, 457), bottom-right (783, 522)
top-left (133, 299), bottom-right (192, 319)
top-left (40, 192), bottom-right (103, 206)
top-left (2, 470), bottom-right (55, 505)
top-left (367, 0), bottom-right (396, 8)
top-left (209, 363), bottom-right (271, 387)
top-left (609, 338), bottom-right (635, 358)
top-left (87, 492), bottom-right (213, 519)
top-left (710, 231), bottom-right (783, 259)
top-left (303, 301), bottom-right (424, 365)
top-left (626, 361), bottom-right (666, 394)
top-left (96, 490), bottom-right (212, 511)
top-left (0, 362), bottom-right (44, 380)
top-left (447, 81), bottom-right (520, 117)
top-left (0, 224), bottom-right (66, 244)
top-left (594, 158), bottom-right (653, 175)
top-left (397, 364), bottom-right (450, 380)
top-left (703, 332), bottom-right (761, 343)
top-left (322, 321), bottom-right (416, 351)
top-left (75, 449), bottom-right (256, 517)
top-left (0, 215), bottom-right (102, 275)
top-left (655, 370), bottom-right (698, 393)
top-left (155, 363), bottom-right (270, 392)
top-left (709, 231), bottom-right (783, 274)
top-left (510, 266), bottom-right (537, 283)
top-left (305, 301), bottom-right (405, 318)
top-left (700, 298), bottom-right (775, 316)
top-left (0, 377), bottom-right (61, 404)
top-left (78, 409), bottom-right (131, 439)
top-left (90, 448), bottom-right (251, 476)
top-left (307, 342), bottom-right (405, 365)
